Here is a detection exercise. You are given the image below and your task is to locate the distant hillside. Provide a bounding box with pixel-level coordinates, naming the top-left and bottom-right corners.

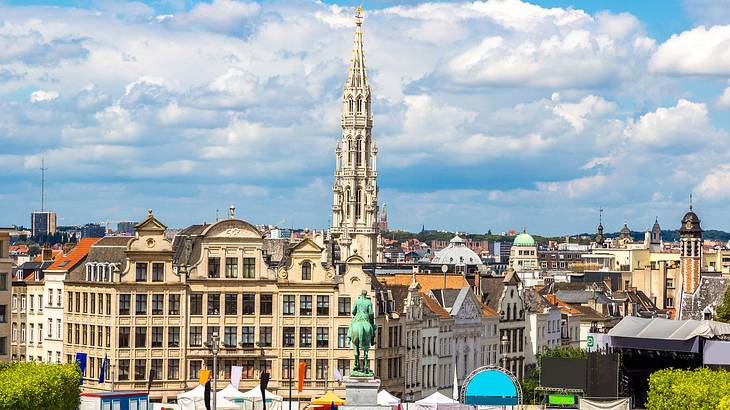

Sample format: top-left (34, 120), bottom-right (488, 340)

top-left (576, 230), bottom-right (730, 242)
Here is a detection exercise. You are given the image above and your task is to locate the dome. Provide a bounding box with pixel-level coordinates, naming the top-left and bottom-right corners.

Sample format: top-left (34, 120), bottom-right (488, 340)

top-left (513, 232), bottom-right (535, 247)
top-left (680, 209), bottom-right (702, 236)
top-left (432, 235), bottom-right (482, 265)
top-left (619, 223), bottom-right (631, 239)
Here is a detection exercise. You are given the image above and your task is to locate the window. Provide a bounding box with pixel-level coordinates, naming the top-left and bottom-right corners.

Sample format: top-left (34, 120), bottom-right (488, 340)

top-left (283, 327), bottom-right (295, 347)
top-left (152, 327), bottom-right (163, 348)
top-left (338, 327), bottom-right (350, 348)
top-left (337, 359), bottom-right (350, 378)
top-left (282, 358), bottom-right (294, 379)
top-left (135, 327), bottom-right (147, 348)
top-left (0, 273), bottom-right (6, 291)
top-left (135, 294), bottom-right (147, 315)
top-left (207, 326), bottom-right (219, 346)
top-left (68, 292), bottom-right (73, 312)
top-left (225, 294), bottom-right (237, 315)
top-left (67, 324), bottom-right (72, 344)
top-left (283, 295), bottom-right (295, 315)
top-left (48, 288), bottom-right (53, 307)
top-left (302, 262), bottom-right (312, 280)
top-left (169, 294), bottom-right (180, 315)
top-left (317, 295), bottom-right (329, 316)
top-left (317, 327), bottom-right (329, 348)
top-left (665, 297), bottom-right (674, 308)
top-left (0, 337), bottom-right (5, 356)
top-left (300, 327), bottom-right (312, 347)
top-left (152, 263), bottom-right (164, 282)
top-left (260, 294), bottom-right (273, 315)
top-left (168, 359), bottom-right (180, 381)
top-left (243, 258), bottom-right (255, 278)
top-left (300, 295), bottom-right (312, 316)
top-left (242, 293), bottom-right (255, 315)
top-left (0, 306), bottom-right (5, 323)
top-left (119, 359), bottom-right (130, 381)
top-left (136, 263), bottom-right (147, 282)
top-left (106, 326), bottom-right (111, 347)
top-left (135, 359), bottom-right (146, 380)
top-left (96, 325), bottom-right (102, 347)
top-left (301, 359), bottom-right (312, 379)
top-left (190, 294), bottom-right (203, 315)
top-left (224, 326), bottom-right (237, 347)
top-left (168, 327), bottom-right (180, 347)
top-left (666, 278), bottom-right (674, 289)
top-left (242, 359), bottom-right (255, 379)
top-left (259, 327), bottom-right (272, 347)
top-left (207, 294), bottom-right (220, 315)
top-left (150, 359), bottom-right (162, 381)
top-left (242, 326), bottom-right (255, 348)
top-left (189, 360), bottom-right (202, 380)
top-left (106, 294), bottom-right (111, 315)
top-left (208, 257), bottom-right (220, 278)
top-left (152, 294), bottom-right (164, 315)
top-left (316, 359), bottom-right (328, 380)
top-left (83, 293), bottom-right (88, 313)
top-left (338, 297), bottom-right (351, 316)
top-left (225, 258), bottom-right (238, 278)
top-left (119, 327), bottom-right (130, 348)
top-left (119, 294), bottom-right (131, 315)
top-left (189, 326), bottom-right (202, 347)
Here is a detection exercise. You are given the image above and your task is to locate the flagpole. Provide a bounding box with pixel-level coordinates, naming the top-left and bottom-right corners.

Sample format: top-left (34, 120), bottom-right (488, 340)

top-left (288, 352), bottom-right (293, 410)
top-left (111, 363), bottom-right (115, 392)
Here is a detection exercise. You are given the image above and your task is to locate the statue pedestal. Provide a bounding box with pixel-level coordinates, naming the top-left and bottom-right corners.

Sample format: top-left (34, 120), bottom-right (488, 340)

top-left (340, 376), bottom-right (390, 410)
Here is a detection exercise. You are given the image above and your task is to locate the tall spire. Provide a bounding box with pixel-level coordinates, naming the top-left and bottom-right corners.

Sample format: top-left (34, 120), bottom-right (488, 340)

top-left (347, 6), bottom-right (368, 89)
top-left (689, 193), bottom-right (693, 211)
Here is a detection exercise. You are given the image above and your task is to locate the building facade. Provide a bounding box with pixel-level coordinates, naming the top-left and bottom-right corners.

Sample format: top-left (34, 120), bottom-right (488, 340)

top-left (31, 211), bottom-right (57, 237)
top-left (0, 229), bottom-right (11, 360)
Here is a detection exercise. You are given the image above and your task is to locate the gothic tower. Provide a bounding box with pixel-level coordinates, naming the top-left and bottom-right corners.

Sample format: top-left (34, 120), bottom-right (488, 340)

top-left (679, 198), bottom-right (703, 295)
top-left (331, 6), bottom-right (379, 263)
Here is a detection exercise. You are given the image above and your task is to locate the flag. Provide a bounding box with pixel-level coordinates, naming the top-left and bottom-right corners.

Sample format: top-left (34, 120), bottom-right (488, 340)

top-left (330, 401), bottom-right (336, 410)
top-left (204, 380), bottom-right (211, 410)
top-left (231, 366), bottom-right (243, 389)
top-left (333, 367), bottom-right (343, 385)
top-left (452, 364), bottom-right (459, 401)
top-left (297, 361), bottom-right (307, 393)
top-left (261, 372), bottom-right (270, 410)
top-left (75, 353), bottom-right (87, 385)
top-left (199, 369), bottom-right (211, 385)
top-left (98, 355), bottom-right (108, 384)
top-left (147, 368), bottom-right (155, 393)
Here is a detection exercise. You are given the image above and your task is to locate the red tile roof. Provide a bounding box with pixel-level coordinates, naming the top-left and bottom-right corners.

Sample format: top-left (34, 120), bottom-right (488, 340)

top-left (46, 238), bottom-right (102, 271)
top-left (420, 292), bottom-right (451, 319)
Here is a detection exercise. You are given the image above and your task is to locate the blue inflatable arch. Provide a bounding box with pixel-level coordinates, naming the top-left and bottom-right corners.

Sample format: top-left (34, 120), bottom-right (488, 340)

top-left (459, 366), bottom-right (522, 406)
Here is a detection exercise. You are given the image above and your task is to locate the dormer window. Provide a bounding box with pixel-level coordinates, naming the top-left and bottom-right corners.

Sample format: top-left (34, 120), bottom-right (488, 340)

top-left (85, 265), bottom-right (92, 281)
top-left (302, 262), bottom-right (312, 280)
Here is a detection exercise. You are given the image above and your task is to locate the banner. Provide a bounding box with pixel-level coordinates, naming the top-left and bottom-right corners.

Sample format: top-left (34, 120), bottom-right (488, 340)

top-left (147, 369), bottom-right (155, 392)
top-left (75, 353), bottom-right (87, 385)
top-left (98, 355), bottom-right (108, 384)
top-left (297, 361), bottom-right (307, 393)
top-left (333, 367), bottom-right (343, 385)
top-left (231, 366), bottom-right (243, 389)
top-left (579, 398), bottom-right (630, 410)
top-left (261, 372), bottom-right (270, 410)
top-left (204, 380), bottom-right (212, 410)
top-left (199, 369), bottom-right (211, 385)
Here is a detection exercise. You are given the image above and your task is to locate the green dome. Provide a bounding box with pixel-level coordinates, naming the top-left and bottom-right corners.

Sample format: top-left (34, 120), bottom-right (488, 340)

top-left (513, 232), bottom-right (535, 247)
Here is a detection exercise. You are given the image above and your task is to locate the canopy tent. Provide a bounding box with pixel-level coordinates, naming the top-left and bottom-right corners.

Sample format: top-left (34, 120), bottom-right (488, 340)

top-left (239, 384), bottom-right (283, 410)
top-left (312, 391), bottom-right (345, 405)
top-left (414, 392), bottom-right (461, 410)
top-left (608, 316), bottom-right (730, 353)
top-left (377, 390), bottom-right (401, 406)
top-left (219, 383), bottom-right (247, 401)
top-left (177, 384), bottom-right (240, 410)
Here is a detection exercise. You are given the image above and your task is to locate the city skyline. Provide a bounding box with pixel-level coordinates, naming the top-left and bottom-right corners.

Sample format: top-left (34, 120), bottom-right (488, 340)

top-left (2, 0), bottom-right (730, 235)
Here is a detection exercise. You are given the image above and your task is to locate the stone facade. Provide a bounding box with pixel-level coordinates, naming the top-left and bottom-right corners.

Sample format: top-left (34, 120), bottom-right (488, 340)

top-left (0, 230), bottom-right (10, 361)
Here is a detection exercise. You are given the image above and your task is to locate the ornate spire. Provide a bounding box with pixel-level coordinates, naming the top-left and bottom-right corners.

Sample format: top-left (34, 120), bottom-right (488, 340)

top-left (347, 6), bottom-right (368, 89)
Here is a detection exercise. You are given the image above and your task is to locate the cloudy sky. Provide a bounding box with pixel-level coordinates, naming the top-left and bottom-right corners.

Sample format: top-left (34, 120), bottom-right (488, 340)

top-left (1, 0), bottom-right (730, 235)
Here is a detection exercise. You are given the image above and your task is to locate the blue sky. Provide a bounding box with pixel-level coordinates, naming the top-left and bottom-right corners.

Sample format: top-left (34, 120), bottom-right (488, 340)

top-left (1, 0), bottom-right (730, 235)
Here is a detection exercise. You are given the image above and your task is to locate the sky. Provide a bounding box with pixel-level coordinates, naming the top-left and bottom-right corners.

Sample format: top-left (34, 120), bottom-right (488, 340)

top-left (1, 0), bottom-right (730, 235)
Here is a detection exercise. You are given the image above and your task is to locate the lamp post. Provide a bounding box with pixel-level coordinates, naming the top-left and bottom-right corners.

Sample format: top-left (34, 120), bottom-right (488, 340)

top-left (500, 334), bottom-right (509, 371)
top-left (206, 332), bottom-right (220, 410)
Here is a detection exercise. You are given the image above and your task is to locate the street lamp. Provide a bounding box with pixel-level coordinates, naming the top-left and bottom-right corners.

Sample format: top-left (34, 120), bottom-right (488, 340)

top-left (500, 334), bottom-right (509, 371)
top-left (206, 332), bottom-right (221, 410)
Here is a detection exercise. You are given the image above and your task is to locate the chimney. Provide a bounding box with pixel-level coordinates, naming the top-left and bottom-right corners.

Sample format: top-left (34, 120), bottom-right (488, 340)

top-left (42, 243), bottom-right (53, 262)
top-left (63, 243), bottom-right (75, 255)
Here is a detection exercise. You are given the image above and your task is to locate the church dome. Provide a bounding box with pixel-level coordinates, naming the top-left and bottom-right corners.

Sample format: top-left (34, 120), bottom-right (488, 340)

top-left (619, 223), bottom-right (631, 239)
top-left (680, 209), bottom-right (702, 236)
top-left (432, 235), bottom-right (482, 265)
top-left (513, 232), bottom-right (535, 247)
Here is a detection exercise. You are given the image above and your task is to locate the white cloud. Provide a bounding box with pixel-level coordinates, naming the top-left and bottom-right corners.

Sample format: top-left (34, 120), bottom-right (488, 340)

top-left (696, 165), bottom-right (730, 200)
top-left (29, 89), bottom-right (59, 103)
top-left (650, 25), bottom-right (730, 75)
top-left (624, 99), bottom-right (718, 149)
top-left (718, 86), bottom-right (730, 108)
top-left (552, 94), bottom-right (617, 132)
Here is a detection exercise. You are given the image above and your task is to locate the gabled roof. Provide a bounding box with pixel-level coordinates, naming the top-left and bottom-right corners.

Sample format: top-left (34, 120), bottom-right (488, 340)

top-left (421, 292), bottom-right (451, 319)
top-left (544, 294), bottom-right (582, 315)
top-left (46, 237), bottom-right (101, 271)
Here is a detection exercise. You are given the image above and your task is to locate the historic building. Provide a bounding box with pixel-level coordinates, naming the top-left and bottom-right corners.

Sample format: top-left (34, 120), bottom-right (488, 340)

top-left (0, 229), bottom-right (10, 361)
top-left (331, 7), bottom-right (379, 264)
top-left (509, 232), bottom-right (538, 272)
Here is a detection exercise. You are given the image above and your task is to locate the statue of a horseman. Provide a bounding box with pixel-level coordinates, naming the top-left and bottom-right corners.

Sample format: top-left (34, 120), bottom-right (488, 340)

top-left (347, 290), bottom-right (375, 376)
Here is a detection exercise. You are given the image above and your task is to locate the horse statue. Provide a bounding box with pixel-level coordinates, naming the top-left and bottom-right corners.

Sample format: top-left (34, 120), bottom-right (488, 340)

top-left (348, 290), bottom-right (376, 376)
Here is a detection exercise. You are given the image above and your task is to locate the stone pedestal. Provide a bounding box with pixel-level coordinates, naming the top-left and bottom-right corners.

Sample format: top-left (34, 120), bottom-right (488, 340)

top-left (340, 376), bottom-right (391, 410)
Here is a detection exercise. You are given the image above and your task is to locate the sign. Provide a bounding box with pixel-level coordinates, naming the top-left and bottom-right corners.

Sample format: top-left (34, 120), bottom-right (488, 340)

top-left (586, 333), bottom-right (610, 352)
top-left (548, 395), bottom-right (576, 405)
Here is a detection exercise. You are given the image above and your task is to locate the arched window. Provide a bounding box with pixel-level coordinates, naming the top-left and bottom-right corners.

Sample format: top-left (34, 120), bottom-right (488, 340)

top-left (355, 189), bottom-right (362, 219)
top-left (85, 265), bottom-right (92, 281)
top-left (344, 188), bottom-right (351, 219)
top-left (302, 261), bottom-right (312, 280)
top-left (506, 304), bottom-right (511, 321)
top-left (357, 97), bottom-right (362, 113)
top-left (348, 97), bottom-right (354, 113)
top-left (356, 139), bottom-right (362, 166)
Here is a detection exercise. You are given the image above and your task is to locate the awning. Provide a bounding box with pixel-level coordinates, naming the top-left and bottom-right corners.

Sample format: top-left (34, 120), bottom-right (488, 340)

top-left (608, 316), bottom-right (730, 353)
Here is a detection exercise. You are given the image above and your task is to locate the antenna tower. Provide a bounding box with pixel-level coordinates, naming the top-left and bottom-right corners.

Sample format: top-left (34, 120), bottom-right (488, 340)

top-left (40, 158), bottom-right (48, 212)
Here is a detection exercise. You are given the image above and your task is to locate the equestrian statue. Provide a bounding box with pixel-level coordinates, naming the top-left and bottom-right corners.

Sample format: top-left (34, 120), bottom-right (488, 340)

top-left (348, 290), bottom-right (376, 377)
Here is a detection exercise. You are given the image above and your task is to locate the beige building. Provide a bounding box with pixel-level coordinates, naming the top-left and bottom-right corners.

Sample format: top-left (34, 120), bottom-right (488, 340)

top-left (0, 229), bottom-right (10, 361)
top-left (509, 232), bottom-right (538, 272)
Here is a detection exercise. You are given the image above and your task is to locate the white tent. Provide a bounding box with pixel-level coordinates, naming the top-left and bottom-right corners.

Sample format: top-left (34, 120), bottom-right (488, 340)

top-left (177, 384), bottom-right (240, 410)
top-left (240, 384), bottom-right (283, 410)
top-left (377, 390), bottom-right (401, 406)
top-left (414, 392), bottom-right (461, 410)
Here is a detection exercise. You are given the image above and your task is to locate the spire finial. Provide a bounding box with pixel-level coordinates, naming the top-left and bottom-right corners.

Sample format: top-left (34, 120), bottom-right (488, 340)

top-left (356, 5), bottom-right (363, 25)
top-left (689, 193), bottom-right (693, 211)
top-left (599, 207), bottom-right (603, 224)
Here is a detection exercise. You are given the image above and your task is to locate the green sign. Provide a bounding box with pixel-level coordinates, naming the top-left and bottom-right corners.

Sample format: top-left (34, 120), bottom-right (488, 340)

top-left (548, 395), bottom-right (576, 405)
top-left (587, 335), bottom-right (595, 348)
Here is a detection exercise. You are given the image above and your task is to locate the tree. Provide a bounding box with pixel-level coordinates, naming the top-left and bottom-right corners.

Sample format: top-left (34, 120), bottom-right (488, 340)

top-left (715, 284), bottom-right (730, 323)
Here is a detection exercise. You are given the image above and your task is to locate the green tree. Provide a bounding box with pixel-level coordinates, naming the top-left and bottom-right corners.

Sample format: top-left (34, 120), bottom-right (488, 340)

top-left (715, 284), bottom-right (730, 323)
top-left (0, 362), bottom-right (80, 410)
